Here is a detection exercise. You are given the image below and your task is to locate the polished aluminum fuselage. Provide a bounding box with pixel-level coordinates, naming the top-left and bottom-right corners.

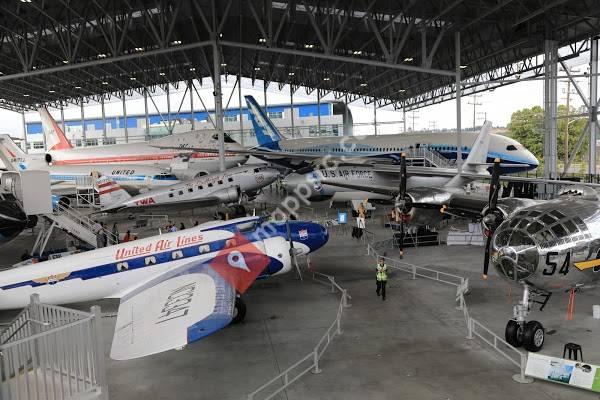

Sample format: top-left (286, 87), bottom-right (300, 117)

top-left (491, 197), bottom-right (600, 291)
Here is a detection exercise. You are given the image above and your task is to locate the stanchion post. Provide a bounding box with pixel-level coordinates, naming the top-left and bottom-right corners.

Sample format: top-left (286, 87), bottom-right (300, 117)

top-left (91, 305), bottom-right (109, 400)
top-left (330, 277), bottom-right (336, 293)
top-left (312, 349), bottom-right (322, 374)
top-left (342, 290), bottom-right (351, 308)
top-left (466, 317), bottom-right (473, 340)
top-left (412, 264), bottom-right (416, 280)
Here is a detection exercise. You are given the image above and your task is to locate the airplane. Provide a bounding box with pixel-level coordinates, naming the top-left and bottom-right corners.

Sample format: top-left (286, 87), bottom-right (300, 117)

top-left (0, 188), bottom-right (37, 245)
top-left (0, 135), bottom-right (180, 194)
top-left (282, 121), bottom-right (496, 208)
top-left (97, 165), bottom-right (280, 213)
top-left (152, 96), bottom-right (539, 175)
top-left (0, 216), bottom-right (329, 360)
top-left (38, 108), bottom-right (249, 179)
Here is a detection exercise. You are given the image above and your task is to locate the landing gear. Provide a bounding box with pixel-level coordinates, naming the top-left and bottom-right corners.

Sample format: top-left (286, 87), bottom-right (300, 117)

top-left (231, 296), bottom-right (247, 324)
top-left (505, 285), bottom-right (545, 352)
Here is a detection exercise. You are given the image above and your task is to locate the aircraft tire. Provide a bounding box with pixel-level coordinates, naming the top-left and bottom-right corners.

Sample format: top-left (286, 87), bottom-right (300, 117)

top-left (232, 297), bottom-right (247, 324)
top-left (522, 321), bottom-right (545, 352)
top-left (505, 320), bottom-right (523, 348)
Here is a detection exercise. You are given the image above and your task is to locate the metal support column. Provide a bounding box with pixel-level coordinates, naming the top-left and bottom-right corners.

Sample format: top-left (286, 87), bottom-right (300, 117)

top-left (238, 74), bottom-right (244, 146)
top-left (21, 111), bottom-right (28, 154)
top-left (290, 85), bottom-right (295, 138)
top-left (344, 94), bottom-right (349, 136)
top-left (166, 85), bottom-right (172, 134)
top-left (122, 91), bottom-right (128, 143)
top-left (317, 90), bottom-right (321, 136)
top-left (589, 37), bottom-right (598, 176)
top-left (455, 31), bottom-right (463, 171)
top-left (144, 88), bottom-right (149, 139)
top-left (374, 99), bottom-right (377, 136)
top-left (101, 96), bottom-right (107, 143)
top-left (544, 40), bottom-right (559, 179)
top-left (189, 80), bottom-right (196, 131)
top-left (213, 41), bottom-right (226, 171)
top-left (60, 104), bottom-right (66, 136)
top-left (403, 106), bottom-right (407, 133)
top-left (80, 99), bottom-right (86, 146)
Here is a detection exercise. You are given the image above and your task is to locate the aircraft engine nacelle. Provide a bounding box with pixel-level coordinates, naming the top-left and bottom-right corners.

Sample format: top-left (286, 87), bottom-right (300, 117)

top-left (396, 187), bottom-right (451, 227)
top-left (171, 168), bottom-right (209, 180)
top-left (558, 185), bottom-right (599, 201)
top-left (211, 186), bottom-right (241, 204)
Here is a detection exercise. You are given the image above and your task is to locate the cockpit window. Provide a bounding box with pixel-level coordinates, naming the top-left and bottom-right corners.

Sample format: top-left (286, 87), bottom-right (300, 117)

top-left (212, 133), bottom-right (236, 143)
top-left (551, 224), bottom-right (567, 237)
top-left (563, 220), bottom-right (578, 233)
top-left (153, 174), bottom-right (177, 180)
top-left (550, 210), bottom-right (565, 219)
top-left (506, 145), bottom-right (517, 151)
top-left (254, 168), bottom-right (261, 173)
top-left (526, 221), bottom-right (543, 234)
top-left (540, 214), bottom-right (556, 225)
top-left (528, 211), bottom-right (541, 217)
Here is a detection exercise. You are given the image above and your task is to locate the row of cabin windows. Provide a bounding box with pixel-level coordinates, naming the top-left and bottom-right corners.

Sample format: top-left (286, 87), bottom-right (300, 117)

top-left (116, 244), bottom-right (213, 271)
top-left (167, 177), bottom-right (235, 198)
top-left (285, 146), bottom-right (467, 153)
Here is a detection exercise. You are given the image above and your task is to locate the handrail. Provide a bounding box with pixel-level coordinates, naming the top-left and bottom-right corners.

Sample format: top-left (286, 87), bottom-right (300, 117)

top-left (247, 271), bottom-right (350, 400)
top-left (53, 202), bottom-right (118, 245)
top-left (366, 238), bottom-right (530, 383)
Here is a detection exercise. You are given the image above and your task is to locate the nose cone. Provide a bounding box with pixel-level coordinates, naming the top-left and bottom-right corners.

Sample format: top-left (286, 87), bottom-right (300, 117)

top-left (525, 149), bottom-right (539, 170)
top-left (282, 173), bottom-right (304, 193)
top-left (263, 168), bottom-right (280, 185)
top-left (287, 221), bottom-right (329, 254)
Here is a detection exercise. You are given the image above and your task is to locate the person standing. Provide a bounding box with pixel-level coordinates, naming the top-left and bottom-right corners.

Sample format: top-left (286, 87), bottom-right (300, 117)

top-left (376, 257), bottom-right (388, 301)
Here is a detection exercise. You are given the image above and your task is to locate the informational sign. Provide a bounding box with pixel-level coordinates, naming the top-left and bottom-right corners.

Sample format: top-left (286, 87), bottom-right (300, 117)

top-left (338, 212), bottom-right (347, 224)
top-left (526, 352), bottom-right (600, 392)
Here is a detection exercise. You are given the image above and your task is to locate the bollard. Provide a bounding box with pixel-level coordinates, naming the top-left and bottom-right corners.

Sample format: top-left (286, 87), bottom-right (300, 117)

top-left (312, 349), bottom-right (322, 374)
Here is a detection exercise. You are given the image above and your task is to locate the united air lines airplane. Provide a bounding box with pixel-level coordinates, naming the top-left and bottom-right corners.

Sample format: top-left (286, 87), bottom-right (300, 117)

top-left (0, 135), bottom-right (180, 194)
top-left (38, 108), bottom-right (248, 178)
top-left (0, 216), bottom-right (329, 359)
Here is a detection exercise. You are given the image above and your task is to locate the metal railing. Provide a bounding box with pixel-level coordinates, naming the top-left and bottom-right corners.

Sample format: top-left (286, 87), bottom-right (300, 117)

top-left (365, 238), bottom-right (531, 384)
top-left (53, 202), bottom-right (118, 246)
top-left (0, 294), bottom-right (108, 400)
top-left (247, 270), bottom-right (351, 400)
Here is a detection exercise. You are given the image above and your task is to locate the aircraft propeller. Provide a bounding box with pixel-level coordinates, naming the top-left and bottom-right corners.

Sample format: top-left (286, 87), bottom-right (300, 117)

top-left (482, 158), bottom-right (503, 278)
top-left (285, 220), bottom-right (303, 281)
top-left (396, 153), bottom-right (408, 257)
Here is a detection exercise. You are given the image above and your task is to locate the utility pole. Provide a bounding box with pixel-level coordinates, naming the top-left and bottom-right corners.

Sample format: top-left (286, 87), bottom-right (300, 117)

top-left (467, 93), bottom-right (482, 129)
top-left (408, 111), bottom-right (419, 131)
top-left (560, 66), bottom-right (579, 168)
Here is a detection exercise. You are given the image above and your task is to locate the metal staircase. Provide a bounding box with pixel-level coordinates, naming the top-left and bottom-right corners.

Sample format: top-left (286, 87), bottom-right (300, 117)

top-left (403, 147), bottom-right (453, 168)
top-left (31, 202), bottom-right (118, 255)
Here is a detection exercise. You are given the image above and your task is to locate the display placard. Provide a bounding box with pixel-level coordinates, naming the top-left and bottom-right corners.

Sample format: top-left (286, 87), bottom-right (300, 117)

top-left (526, 352), bottom-right (600, 392)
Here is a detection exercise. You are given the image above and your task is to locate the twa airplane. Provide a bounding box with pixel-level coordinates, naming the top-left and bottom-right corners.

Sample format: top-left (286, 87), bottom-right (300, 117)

top-left (0, 216), bottom-right (329, 360)
top-left (97, 165), bottom-right (279, 213)
top-left (38, 108), bottom-right (248, 178)
top-left (0, 135), bottom-right (180, 194)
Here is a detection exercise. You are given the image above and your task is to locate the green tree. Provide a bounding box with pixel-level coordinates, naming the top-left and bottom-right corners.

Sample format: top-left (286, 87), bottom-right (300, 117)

top-left (507, 105), bottom-right (588, 167)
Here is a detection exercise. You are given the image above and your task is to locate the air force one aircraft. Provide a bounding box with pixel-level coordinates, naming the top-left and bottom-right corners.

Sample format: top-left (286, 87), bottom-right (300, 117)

top-left (38, 108), bottom-right (248, 178)
top-left (97, 165), bottom-right (279, 213)
top-left (0, 135), bottom-right (180, 194)
top-left (0, 216), bottom-right (329, 360)
top-left (241, 95), bottom-right (538, 173)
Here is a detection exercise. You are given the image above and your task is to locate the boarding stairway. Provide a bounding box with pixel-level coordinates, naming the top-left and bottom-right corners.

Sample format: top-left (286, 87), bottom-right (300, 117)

top-left (403, 147), bottom-right (453, 168)
top-left (32, 202), bottom-right (118, 255)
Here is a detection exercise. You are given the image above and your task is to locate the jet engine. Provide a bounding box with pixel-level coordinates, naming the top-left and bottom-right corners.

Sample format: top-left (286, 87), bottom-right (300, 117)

top-left (557, 185), bottom-right (599, 201)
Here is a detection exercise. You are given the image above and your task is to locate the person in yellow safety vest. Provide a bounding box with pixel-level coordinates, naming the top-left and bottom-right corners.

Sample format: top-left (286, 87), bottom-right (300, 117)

top-left (376, 257), bottom-right (388, 301)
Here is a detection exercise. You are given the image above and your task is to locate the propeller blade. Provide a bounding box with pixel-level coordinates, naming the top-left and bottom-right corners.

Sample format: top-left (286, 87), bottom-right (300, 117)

top-left (483, 233), bottom-right (492, 279)
top-left (489, 158), bottom-right (501, 209)
top-left (399, 216), bottom-right (405, 258)
top-left (399, 153), bottom-right (407, 197)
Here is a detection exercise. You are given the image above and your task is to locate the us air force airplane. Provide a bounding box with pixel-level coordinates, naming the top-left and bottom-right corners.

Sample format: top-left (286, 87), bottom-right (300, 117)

top-left (97, 165), bottom-right (279, 212)
top-left (38, 108), bottom-right (248, 178)
top-left (240, 96), bottom-right (538, 174)
top-left (0, 135), bottom-right (180, 194)
top-left (0, 216), bottom-right (329, 359)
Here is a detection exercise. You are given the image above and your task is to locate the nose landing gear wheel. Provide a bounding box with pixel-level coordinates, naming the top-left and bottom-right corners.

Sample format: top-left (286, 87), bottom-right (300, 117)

top-left (522, 321), bottom-right (545, 352)
top-left (505, 320), bottom-right (523, 347)
top-left (231, 297), bottom-right (247, 324)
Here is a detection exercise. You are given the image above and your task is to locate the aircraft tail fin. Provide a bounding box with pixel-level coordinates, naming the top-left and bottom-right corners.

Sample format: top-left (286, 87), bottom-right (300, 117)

top-left (38, 108), bottom-right (73, 151)
top-left (444, 121), bottom-right (492, 188)
top-left (96, 175), bottom-right (131, 208)
top-left (0, 134), bottom-right (28, 171)
top-left (244, 95), bottom-right (287, 148)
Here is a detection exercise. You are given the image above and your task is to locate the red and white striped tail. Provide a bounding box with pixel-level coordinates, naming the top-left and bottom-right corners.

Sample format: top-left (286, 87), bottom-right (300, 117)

top-left (96, 176), bottom-right (131, 207)
top-left (38, 107), bottom-right (73, 151)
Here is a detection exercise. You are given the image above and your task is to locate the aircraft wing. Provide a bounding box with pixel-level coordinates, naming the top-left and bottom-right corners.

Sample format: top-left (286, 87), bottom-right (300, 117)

top-left (110, 233), bottom-right (270, 360)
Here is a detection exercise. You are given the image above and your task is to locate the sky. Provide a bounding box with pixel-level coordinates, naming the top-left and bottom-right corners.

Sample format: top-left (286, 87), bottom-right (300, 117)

top-left (0, 49), bottom-right (590, 139)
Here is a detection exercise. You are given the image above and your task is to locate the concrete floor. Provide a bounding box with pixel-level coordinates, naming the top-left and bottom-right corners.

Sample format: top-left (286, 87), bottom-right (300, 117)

top-left (1, 196), bottom-right (599, 399)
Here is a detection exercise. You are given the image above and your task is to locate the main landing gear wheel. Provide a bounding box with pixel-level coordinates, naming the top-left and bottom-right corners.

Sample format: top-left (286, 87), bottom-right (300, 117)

top-left (522, 321), bottom-right (545, 352)
top-left (505, 320), bottom-right (523, 348)
top-left (231, 297), bottom-right (247, 324)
